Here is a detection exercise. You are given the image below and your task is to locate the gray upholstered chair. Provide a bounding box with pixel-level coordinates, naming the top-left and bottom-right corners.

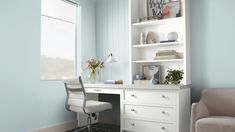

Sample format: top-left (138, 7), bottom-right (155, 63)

top-left (64, 76), bottom-right (112, 132)
top-left (191, 88), bottom-right (235, 132)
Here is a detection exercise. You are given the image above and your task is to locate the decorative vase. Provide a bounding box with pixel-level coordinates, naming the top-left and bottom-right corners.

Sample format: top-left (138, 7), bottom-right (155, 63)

top-left (88, 68), bottom-right (99, 83)
top-left (140, 32), bottom-right (146, 44)
top-left (167, 32), bottom-right (178, 41)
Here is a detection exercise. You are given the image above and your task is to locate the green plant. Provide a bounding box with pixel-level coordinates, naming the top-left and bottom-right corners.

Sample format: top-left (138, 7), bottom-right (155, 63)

top-left (164, 69), bottom-right (184, 84)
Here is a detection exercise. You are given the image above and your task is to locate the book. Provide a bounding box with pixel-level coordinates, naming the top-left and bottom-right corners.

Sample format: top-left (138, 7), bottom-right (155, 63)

top-left (154, 54), bottom-right (180, 60)
top-left (158, 50), bottom-right (176, 53)
top-left (156, 50), bottom-right (177, 56)
top-left (104, 80), bottom-right (123, 84)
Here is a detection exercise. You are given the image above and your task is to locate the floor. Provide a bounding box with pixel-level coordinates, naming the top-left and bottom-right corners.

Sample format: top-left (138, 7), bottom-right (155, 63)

top-left (66, 123), bottom-right (120, 132)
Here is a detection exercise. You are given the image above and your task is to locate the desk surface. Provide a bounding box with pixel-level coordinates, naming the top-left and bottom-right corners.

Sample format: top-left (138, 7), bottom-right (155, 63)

top-left (84, 83), bottom-right (191, 90)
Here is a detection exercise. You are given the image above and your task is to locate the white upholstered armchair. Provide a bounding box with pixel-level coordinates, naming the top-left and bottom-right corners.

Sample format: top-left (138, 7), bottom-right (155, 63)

top-left (191, 88), bottom-right (235, 132)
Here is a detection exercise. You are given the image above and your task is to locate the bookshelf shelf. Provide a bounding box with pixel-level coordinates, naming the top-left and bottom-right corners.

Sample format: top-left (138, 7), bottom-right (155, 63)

top-left (132, 17), bottom-right (183, 28)
top-left (132, 42), bottom-right (183, 48)
top-left (132, 59), bottom-right (184, 63)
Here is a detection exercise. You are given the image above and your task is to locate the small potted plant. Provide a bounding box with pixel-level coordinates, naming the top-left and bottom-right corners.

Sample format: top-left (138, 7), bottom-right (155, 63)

top-left (164, 69), bottom-right (184, 85)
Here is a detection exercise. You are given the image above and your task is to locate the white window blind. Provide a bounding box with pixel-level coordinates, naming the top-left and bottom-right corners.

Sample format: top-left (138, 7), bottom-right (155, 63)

top-left (40, 0), bottom-right (77, 80)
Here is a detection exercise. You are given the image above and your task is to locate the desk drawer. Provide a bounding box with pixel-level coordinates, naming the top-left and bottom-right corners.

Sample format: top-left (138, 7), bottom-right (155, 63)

top-left (124, 105), bottom-right (176, 122)
top-left (125, 90), bottom-right (176, 105)
top-left (85, 88), bottom-right (122, 94)
top-left (124, 119), bottom-right (175, 132)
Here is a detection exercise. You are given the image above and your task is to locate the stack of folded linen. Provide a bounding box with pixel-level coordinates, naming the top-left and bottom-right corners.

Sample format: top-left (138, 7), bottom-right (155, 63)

top-left (154, 50), bottom-right (180, 60)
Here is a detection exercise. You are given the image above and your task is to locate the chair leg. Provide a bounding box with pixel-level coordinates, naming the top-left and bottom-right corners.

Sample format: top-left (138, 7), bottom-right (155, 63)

top-left (87, 116), bottom-right (92, 132)
top-left (69, 114), bottom-right (111, 132)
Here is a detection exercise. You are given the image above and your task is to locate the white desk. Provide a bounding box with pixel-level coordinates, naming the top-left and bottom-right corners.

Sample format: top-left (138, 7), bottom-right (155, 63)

top-left (78, 84), bottom-right (191, 132)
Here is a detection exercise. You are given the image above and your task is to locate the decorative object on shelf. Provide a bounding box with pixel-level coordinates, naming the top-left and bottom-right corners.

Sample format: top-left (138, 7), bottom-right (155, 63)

top-left (135, 74), bottom-right (145, 80)
top-left (160, 40), bottom-right (176, 43)
top-left (142, 16), bottom-right (149, 22)
top-left (164, 69), bottom-right (184, 84)
top-left (167, 31), bottom-right (178, 41)
top-left (140, 32), bottom-right (146, 44)
top-left (142, 65), bottom-right (160, 84)
top-left (163, 0), bottom-right (181, 19)
top-left (147, 0), bottom-right (164, 20)
top-left (154, 50), bottom-right (180, 60)
top-left (136, 18), bottom-right (142, 23)
top-left (85, 53), bottom-right (117, 82)
top-left (146, 31), bottom-right (157, 44)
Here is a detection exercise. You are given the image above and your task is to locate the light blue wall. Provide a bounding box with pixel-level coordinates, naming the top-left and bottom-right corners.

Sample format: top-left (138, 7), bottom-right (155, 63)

top-left (95, 0), bottom-right (130, 83)
top-left (77, 0), bottom-right (97, 66)
top-left (77, 0), bottom-right (97, 77)
top-left (191, 0), bottom-right (235, 101)
top-left (0, 0), bottom-right (96, 131)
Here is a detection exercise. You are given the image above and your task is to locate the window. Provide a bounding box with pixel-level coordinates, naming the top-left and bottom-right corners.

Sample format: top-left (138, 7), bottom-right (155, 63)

top-left (40, 0), bottom-right (78, 80)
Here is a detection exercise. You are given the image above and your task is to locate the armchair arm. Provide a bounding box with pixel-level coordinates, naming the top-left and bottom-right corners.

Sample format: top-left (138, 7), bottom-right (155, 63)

top-left (190, 102), bottom-right (210, 132)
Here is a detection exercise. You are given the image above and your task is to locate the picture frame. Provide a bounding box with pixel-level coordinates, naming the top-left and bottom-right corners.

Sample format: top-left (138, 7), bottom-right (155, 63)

top-left (147, 0), bottom-right (164, 20)
top-left (142, 65), bottom-right (160, 81)
top-left (147, 0), bottom-right (181, 20)
top-left (162, 1), bottom-right (181, 19)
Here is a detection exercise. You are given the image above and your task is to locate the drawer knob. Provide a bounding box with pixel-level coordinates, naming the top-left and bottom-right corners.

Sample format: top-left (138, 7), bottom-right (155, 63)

top-left (131, 94), bottom-right (135, 97)
top-left (131, 109), bottom-right (135, 112)
top-left (162, 95), bottom-right (166, 98)
top-left (131, 123), bottom-right (135, 126)
top-left (162, 111), bottom-right (166, 114)
top-left (161, 126), bottom-right (166, 130)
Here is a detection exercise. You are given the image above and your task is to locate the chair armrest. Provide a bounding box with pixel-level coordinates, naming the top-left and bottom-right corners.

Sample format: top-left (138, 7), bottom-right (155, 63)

top-left (190, 102), bottom-right (209, 132)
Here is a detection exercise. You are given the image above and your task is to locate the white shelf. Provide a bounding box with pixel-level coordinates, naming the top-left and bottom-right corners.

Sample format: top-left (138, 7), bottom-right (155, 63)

top-left (132, 41), bottom-right (183, 48)
top-left (132, 17), bottom-right (183, 27)
top-left (132, 59), bottom-right (184, 63)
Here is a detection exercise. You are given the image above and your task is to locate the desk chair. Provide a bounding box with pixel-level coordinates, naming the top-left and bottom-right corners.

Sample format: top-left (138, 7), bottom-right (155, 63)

top-left (64, 76), bottom-right (112, 132)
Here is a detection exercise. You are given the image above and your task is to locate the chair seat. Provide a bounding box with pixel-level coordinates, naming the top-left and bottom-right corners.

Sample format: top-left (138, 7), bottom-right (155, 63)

top-left (196, 116), bottom-right (235, 132)
top-left (69, 99), bottom-right (112, 113)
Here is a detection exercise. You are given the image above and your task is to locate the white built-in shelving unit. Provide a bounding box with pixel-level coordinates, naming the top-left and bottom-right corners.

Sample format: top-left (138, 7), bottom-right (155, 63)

top-left (127, 2), bottom-right (191, 132)
top-left (129, 0), bottom-right (191, 85)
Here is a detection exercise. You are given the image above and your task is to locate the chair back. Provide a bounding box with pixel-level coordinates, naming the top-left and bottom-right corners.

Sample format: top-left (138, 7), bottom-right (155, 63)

top-left (64, 76), bottom-right (86, 112)
top-left (200, 88), bottom-right (235, 116)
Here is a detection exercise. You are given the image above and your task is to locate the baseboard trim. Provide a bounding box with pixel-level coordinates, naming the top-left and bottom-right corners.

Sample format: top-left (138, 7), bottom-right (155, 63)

top-left (32, 120), bottom-right (77, 132)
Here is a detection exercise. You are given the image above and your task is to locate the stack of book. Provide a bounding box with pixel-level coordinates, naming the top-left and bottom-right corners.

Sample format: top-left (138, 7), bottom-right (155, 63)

top-left (104, 80), bottom-right (123, 84)
top-left (154, 50), bottom-right (180, 60)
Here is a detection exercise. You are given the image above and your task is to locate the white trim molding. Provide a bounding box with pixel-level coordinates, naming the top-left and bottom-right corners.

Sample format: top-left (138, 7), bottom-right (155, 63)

top-left (32, 120), bottom-right (77, 132)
